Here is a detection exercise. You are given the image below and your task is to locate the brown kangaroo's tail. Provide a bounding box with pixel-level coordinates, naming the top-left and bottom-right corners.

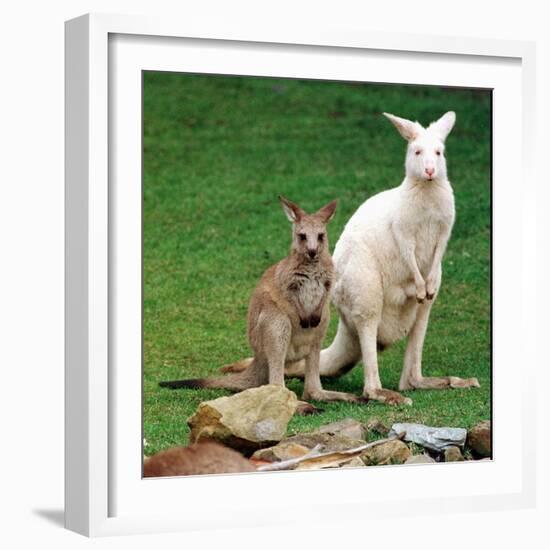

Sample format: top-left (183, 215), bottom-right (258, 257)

top-left (159, 361), bottom-right (264, 391)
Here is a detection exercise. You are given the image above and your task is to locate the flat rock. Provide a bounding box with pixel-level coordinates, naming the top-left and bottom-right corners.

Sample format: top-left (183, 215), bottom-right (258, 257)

top-left (389, 423), bottom-right (467, 452)
top-left (340, 456), bottom-right (367, 469)
top-left (444, 446), bottom-right (464, 462)
top-left (405, 454), bottom-right (436, 465)
top-left (188, 385), bottom-right (297, 454)
top-left (283, 432), bottom-right (365, 453)
top-left (252, 431), bottom-right (366, 463)
top-left (294, 455), bottom-right (367, 471)
top-left (251, 442), bottom-right (311, 462)
top-left (316, 418), bottom-right (367, 441)
top-left (467, 421), bottom-right (492, 458)
top-left (362, 439), bottom-right (411, 466)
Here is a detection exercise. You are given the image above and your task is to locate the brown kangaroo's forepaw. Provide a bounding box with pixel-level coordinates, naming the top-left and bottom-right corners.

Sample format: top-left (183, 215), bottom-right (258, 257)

top-left (299, 315), bottom-right (321, 329)
top-left (309, 314), bottom-right (321, 328)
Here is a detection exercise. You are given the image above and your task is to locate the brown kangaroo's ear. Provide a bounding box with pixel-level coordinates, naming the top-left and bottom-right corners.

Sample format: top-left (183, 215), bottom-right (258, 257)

top-left (316, 199), bottom-right (338, 223)
top-left (279, 195), bottom-right (304, 223)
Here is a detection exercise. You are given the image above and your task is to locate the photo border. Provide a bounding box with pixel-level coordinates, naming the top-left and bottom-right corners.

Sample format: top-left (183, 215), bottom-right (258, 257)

top-left (65, 13), bottom-right (536, 537)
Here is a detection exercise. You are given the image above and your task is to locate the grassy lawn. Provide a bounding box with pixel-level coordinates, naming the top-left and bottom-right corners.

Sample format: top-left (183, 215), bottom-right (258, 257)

top-left (143, 73), bottom-right (491, 456)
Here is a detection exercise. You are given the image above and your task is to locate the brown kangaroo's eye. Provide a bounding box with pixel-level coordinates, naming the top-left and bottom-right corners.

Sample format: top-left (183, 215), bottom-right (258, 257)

top-left (298, 233), bottom-right (307, 241)
top-left (318, 233), bottom-right (324, 242)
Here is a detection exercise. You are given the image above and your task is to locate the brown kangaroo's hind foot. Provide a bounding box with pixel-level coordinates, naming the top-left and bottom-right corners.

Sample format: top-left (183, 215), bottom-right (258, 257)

top-left (364, 388), bottom-right (413, 406)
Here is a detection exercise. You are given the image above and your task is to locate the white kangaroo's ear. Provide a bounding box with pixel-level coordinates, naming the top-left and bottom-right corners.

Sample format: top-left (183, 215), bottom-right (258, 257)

top-left (429, 111), bottom-right (456, 141)
top-left (279, 195), bottom-right (304, 223)
top-left (383, 112), bottom-right (422, 141)
top-left (316, 199), bottom-right (338, 224)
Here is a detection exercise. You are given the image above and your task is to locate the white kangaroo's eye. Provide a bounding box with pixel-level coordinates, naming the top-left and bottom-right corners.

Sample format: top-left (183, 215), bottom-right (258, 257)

top-left (436, 150), bottom-right (441, 156)
top-left (415, 150), bottom-right (421, 156)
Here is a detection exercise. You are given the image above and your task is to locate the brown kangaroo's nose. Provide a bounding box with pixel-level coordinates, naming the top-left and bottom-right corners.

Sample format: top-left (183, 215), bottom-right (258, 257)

top-left (308, 249), bottom-right (317, 259)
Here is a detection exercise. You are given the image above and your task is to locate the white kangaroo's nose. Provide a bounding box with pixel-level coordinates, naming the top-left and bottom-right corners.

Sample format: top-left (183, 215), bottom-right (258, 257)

top-left (425, 167), bottom-right (435, 177)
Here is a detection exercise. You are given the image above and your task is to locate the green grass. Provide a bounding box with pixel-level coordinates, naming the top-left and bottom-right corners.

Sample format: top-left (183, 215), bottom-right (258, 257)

top-left (143, 73), bottom-right (491, 456)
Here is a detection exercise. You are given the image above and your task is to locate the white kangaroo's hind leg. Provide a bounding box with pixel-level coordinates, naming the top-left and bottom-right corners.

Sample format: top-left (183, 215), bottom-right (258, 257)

top-left (399, 301), bottom-right (480, 391)
top-left (318, 318), bottom-right (362, 377)
top-left (357, 319), bottom-right (412, 406)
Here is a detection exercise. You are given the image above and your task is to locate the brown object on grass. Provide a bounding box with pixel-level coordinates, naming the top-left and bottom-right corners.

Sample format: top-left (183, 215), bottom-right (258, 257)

top-left (143, 441), bottom-right (255, 477)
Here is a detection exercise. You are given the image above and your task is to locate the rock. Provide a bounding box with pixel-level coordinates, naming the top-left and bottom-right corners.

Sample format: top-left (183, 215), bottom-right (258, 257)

top-left (295, 455), bottom-right (366, 471)
top-left (283, 432), bottom-right (365, 453)
top-left (143, 442), bottom-right (256, 477)
top-left (316, 418), bottom-right (367, 441)
top-left (467, 421), bottom-right (492, 457)
top-left (366, 418), bottom-right (390, 436)
top-left (405, 454), bottom-right (436, 465)
top-left (253, 431), bottom-right (365, 463)
top-left (389, 423), bottom-right (467, 452)
top-left (188, 385), bottom-right (297, 454)
top-left (361, 440), bottom-right (411, 466)
top-left (444, 446), bottom-right (464, 462)
top-left (251, 442), bottom-right (311, 462)
top-left (340, 456), bottom-right (367, 469)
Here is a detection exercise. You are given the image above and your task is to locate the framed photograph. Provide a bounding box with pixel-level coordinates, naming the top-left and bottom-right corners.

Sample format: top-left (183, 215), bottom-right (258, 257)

top-left (65, 13), bottom-right (536, 536)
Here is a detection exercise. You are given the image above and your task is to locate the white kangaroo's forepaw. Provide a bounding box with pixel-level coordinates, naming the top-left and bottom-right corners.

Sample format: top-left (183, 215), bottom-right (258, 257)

top-left (425, 278), bottom-right (437, 300)
top-left (416, 284), bottom-right (427, 304)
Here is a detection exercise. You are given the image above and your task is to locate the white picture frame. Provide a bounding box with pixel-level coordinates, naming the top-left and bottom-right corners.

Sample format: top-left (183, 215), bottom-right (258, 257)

top-left (65, 12), bottom-right (537, 537)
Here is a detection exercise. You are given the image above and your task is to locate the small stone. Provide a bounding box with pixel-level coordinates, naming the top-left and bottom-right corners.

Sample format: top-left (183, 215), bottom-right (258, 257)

top-left (389, 423), bottom-right (467, 452)
top-left (467, 421), bottom-right (492, 458)
top-left (362, 440), bottom-right (411, 466)
top-left (405, 454), bottom-right (436, 465)
top-left (187, 385), bottom-right (297, 454)
top-left (366, 418), bottom-right (390, 436)
top-left (316, 418), bottom-right (367, 441)
top-left (444, 446), bottom-right (464, 462)
top-left (251, 442), bottom-right (310, 462)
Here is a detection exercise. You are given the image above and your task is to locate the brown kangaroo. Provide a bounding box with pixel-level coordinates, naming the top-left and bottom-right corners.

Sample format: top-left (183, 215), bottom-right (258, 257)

top-left (159, 196), bottom-right (364, 413)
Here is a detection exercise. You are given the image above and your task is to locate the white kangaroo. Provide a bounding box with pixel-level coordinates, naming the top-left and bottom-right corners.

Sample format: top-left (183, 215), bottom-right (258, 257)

top-left (315, 110), bottom-right (480, 404)
top-left (223, 111), bottom-right (480, 405)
